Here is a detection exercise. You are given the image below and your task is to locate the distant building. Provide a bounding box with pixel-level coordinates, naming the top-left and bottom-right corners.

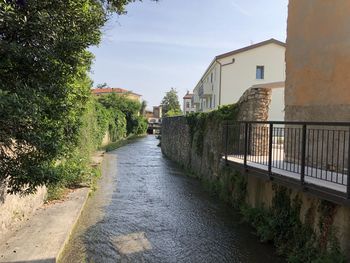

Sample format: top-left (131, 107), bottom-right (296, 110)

top-left (183, 91), bottom-right (196, 114)
top-left (91, 88), bottom-right (142, 102)
top-left (145, 110), bottom-right (154, 120)
top-left (153, 106), bottom-right (163, 119)
top-left (192, 39), bottom-right (286, 120)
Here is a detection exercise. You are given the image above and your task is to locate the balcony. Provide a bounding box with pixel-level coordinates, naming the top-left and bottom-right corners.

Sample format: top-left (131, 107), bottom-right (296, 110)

top-left (192, 93), bottom-right (200, 105)
top-left (198, 83), bottom-right (213, 98)
top-left (222, 121), bottom-right (350, 205)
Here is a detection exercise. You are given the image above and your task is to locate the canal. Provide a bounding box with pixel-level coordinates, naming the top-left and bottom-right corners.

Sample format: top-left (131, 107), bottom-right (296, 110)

top-left (61, 136), bottom-right (282, 262)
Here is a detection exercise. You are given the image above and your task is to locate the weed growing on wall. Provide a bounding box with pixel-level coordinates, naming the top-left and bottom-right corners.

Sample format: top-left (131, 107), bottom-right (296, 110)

top-left (196, 165), bottom-right (346, 262)
top-left (168, 101), bottom-right (346, 262)
top-left (240, 185), bottom-right (346, 262)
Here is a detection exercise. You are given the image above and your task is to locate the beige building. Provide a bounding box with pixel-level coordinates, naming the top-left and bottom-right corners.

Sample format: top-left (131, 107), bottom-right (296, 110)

top-left (286, 0), bottom-right (350, 122)
top-left (192, 39), bottom-right (286, 120)
top-left (153, 106), bottom-right (163, 119)
top-left (183, 92), bottom-right (195, 115)
top-left (91, 88), bottom-right (142, 102)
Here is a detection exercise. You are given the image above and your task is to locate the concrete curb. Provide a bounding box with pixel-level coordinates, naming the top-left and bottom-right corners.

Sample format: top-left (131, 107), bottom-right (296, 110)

top-left (0, 188), bottom-right (90, 263)
top-left (56, 188), bottom-right (90, 262)
top-left (0, 150), bottom-right (105, 263)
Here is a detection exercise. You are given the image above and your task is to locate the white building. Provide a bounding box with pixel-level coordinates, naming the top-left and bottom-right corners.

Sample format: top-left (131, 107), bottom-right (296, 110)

top-left (183, 91), bottom-right (196, 115)
top-left (192, 39), bottom-right (286, 120)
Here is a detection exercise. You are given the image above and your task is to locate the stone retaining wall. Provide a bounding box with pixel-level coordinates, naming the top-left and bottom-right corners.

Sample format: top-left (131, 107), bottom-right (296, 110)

top-left (161, 87), bottom-right (350, 259)
top-left (162, 87), bottom-right (272, 177)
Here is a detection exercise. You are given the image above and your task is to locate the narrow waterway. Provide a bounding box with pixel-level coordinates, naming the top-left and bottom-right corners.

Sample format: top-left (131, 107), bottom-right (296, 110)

top-left (61, 136), bottom-right (282, 263)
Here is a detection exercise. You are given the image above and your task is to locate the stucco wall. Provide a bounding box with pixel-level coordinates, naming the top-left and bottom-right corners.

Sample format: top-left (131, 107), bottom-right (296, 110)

top-left (269, 87), bottom-right (285, 121)
top-left (220, 43), bottom-right (285, 107)
top-left (0, 183), bottom-right (47, 238)
top-left (286, 0), bottom-right (350, 121)
top-left (193, 42), bottom-right (285, 119)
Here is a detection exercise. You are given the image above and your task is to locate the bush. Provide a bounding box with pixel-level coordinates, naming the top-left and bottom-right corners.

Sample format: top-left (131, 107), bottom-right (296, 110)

top-left (0, 0), bottom-right (148, 194)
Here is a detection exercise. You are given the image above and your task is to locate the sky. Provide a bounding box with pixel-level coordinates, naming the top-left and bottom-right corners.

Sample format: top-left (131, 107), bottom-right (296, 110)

top-left (89, 0), bottom-right (289, 110)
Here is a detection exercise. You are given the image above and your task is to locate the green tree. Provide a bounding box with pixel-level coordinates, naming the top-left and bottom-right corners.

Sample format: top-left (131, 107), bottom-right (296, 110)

top-left (0, 0), bottom-right (153, 193)
top-left (97, 93), bottom-right (147, 136)
top-left (161, 88), bottom-right (182, 116)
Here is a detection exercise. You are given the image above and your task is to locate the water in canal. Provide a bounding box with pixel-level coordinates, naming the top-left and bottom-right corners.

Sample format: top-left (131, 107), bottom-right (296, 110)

top-left (61, 136), bottom-right (282, 262)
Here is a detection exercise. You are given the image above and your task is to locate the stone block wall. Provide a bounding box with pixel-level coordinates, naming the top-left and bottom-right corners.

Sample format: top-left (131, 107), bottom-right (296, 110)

top-left (161, 87), bottom-right (272, 178)
top-left (161, 116), bottom-right (192, 169)
top-left (161, 85), bottom-right (350, 258)
top-left (236, 87), bottom-right (271, 121)
top-left (235, 87), bottom-right (271, 156)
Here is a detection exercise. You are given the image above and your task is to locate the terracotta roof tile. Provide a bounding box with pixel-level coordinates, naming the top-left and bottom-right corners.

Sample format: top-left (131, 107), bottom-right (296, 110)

top-left (91, 88), bottom-right (141, 97)
top-left (183, 93), bottom-right (194, 99)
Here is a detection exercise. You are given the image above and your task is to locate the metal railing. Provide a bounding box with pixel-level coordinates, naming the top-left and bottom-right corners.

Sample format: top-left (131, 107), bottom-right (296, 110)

top-left (223, 121), bottom-right (350, 198)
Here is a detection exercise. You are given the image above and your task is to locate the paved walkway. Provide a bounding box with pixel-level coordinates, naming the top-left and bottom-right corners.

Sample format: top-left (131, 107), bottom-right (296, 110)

top-left (0, 188), bottom-right (89, 263)
top-left (227, 155), bottom-right (347, 193)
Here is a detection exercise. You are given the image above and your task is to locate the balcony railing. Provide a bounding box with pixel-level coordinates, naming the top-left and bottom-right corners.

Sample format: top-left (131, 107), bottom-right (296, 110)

top-left (198, 84), bottom-right (213, 97)
top-left (223, 121), bottom-right (350, 200)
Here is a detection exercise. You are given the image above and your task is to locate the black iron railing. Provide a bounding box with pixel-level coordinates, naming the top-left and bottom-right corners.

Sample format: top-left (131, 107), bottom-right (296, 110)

top-left (223, 121), bottom-right (350, 198)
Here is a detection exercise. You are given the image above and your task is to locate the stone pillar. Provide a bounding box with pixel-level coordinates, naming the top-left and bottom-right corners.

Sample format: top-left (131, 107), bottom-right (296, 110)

top-left (229, 87), bottom-right (272, 156)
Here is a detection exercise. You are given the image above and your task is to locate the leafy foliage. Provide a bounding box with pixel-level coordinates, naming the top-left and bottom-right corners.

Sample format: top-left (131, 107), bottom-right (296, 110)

top-left (161, 88), bottom-right (182, 116)
top-left (207, 180), bottom-right (346, 262)
top-left (185, 103), bottom-right (239, 156)
top-left (165, 108), bottom-right (182, 117)
top-left (241, 186), bottom-right (346, 263)
top-left (0, 0), bottom-right (150, 193)
top-left (97, 93), bottom-right (147, 136)
top-left (47, 93), bottom-right (147, 200)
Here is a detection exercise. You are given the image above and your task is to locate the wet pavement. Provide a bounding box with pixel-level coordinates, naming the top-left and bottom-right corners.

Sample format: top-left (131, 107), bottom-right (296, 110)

top-left (61, 136), bottom-right (282, 263)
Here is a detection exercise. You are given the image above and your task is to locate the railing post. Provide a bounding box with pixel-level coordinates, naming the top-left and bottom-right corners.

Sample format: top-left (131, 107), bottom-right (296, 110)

top-left (268, 123), bottom-right (273, 177)
top-left (300, 124), bottom-right (307, 185)
top-left (225, 121), bottom-right (228, 165)
top-left (244, 122), bottom-right (249, 168)
top-left (347, 127), bottom-right (350, 199)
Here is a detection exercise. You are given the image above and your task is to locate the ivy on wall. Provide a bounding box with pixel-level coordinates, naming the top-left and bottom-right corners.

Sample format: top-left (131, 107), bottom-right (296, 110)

top-left (186, 104), bottom-right (239, 156)
top-left (47, 94), bottom-right (148, 200)
top-left (200, 167), bottom-right (345, 262)
top-left (174, 100), bottom-right (346, 262)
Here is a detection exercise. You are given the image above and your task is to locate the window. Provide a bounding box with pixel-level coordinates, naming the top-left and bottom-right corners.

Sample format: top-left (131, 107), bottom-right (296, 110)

top-left (211, 72), bottom-right (213, 83)
top-left (256, 66), bottom-right (265, 79)
top-left (186, 102), bottom-right (190, 108)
